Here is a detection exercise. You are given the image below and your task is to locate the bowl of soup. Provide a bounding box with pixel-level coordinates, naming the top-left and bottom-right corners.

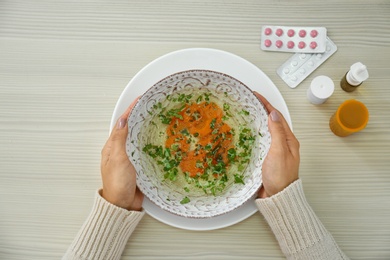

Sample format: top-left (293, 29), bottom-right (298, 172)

top-left (126, 70), bottom-right (270, 218)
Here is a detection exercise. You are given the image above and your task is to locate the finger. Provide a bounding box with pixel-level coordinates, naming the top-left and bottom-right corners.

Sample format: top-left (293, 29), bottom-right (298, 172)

top-left (120, 96), bottom-right (140, 122)
top-left (101, 139), bottom-right (112, 167)
top-left (254, 91), bottom-right (275, 114)
top-left (254, 91), bottom-right (292, 134)
top-left (254, 91), bottom-right (299, 157)
top-left (111, 96), bottom-right (140, 139)
top-left (269, 110), bottom-right (300, 157)
top-left (113, 96), bottom-right (141, 132)
top-left (267, 109), bottom-right (299, 157)
top-left (253, 92), bottom-right (289, 151)
top-left (286, 131), bottom-right (300, 158)
top-left (110, 96), bottom-right (141, 155)
top-left (268, 110), bottom-right (290, 153)
top-left (281, 120), bottom-right (299, 158)
top-left (102, 97), bottom-right (140, 160)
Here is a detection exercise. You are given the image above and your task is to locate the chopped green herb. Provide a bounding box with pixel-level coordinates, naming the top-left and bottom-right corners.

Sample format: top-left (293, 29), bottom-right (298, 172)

top-left (164, 168), bottom-right (178, 181)
top-left (239, 110), bottom-right (250, 116)
top-left (227, 148), bottom-right (236, 162)
top-left (192, 111), bottom-right (201, 121)
top-left (234, 174), bottom-right (245, 184)
top-left (206, 158), bottom-right (213, 165)
top-left (205, 144), bottom-right (212, 150)
top-left (166, 106), bottom-right (185, 120)
top-left (196, 160), bottom-right (204, 169)
top-left (171, 144), bottom-right (179, 151)
top-left (159, 114), bottom-right (171, 124)
top-left (204, 93), bottom-right (211, 102)
top-left (180, 196), bottom-right (190, 204)
top-left (212, 161), bottom-right (226, 175)
top-left (163, 148), bottom-right (171, 158)
top-left (210, 118), bottom-right (216, 129)
top-left (178, 94), bottom-right (186, 102)
top-left (238, 163), bottom-right (246, 171)
top-left (177, 93), bottom-right (192, 103)
top-left (181, 128), bottom-right (190, 136)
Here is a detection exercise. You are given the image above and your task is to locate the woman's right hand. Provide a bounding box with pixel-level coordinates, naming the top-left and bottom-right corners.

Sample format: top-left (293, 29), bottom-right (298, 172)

top-left (100, 98), bottom-right (144, 211)
top-left (254, 92), bottom-right (300, 199)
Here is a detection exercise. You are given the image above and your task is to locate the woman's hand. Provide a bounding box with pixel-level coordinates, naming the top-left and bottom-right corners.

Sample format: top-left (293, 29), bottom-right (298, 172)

top-left (101, 98), bottom-right (144, 211)
top-left (254, 92), bottom-right (300, 199)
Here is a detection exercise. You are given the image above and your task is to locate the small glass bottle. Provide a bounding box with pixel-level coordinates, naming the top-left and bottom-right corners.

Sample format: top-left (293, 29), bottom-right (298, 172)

top-left (340, 62), bottom-right (369, 92)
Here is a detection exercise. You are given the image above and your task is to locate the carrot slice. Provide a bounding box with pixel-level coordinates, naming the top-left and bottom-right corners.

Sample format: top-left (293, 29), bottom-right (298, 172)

top-left (179, 150), bottom-right (206, 177)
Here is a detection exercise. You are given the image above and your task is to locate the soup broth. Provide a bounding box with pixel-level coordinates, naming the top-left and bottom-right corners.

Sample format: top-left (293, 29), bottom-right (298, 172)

top-left (141, 88), bottom-right (256, 202)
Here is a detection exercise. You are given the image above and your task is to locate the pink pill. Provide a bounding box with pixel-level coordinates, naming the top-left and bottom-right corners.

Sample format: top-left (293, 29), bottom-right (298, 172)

top-left (264, 27), bottom-right (272, 35)
top-left (275, 28), bottom-right (283, 37)
top-left (299, 29), bottom-right (306, 37)
top-left (287, 29), bottom-right (295, 37)
top-left (275, 40), bottom-right (283, 48)
top-left (310, 41), bottom-right (317, 49)
top-left (287, 41), bottom-right (295, 49)
top-left (264, 39), bottom-right (272, 47)
top-left (298, 41), bottom-right (306, 49)
top-left (310, 29), bottom-right (318, 38)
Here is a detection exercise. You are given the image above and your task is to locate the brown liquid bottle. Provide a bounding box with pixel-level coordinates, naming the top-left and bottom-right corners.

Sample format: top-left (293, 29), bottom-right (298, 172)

top-left (340, 62), bottom-right (369, 92)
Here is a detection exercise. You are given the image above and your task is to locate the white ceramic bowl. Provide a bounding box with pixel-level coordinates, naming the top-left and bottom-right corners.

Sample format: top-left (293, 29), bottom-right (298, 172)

top-left (126, 70), bottom-right (270, 218)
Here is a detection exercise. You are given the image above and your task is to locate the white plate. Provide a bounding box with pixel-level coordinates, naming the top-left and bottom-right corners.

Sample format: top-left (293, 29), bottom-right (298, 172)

top-left (110, 48), bottom-right (292, 231)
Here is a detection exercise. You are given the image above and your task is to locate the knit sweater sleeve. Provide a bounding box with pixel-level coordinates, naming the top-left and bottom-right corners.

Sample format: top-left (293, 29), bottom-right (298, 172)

top-left (62, 189), bottom-right (145, 260)
top-left (255, 179), bottom-right (349, 260)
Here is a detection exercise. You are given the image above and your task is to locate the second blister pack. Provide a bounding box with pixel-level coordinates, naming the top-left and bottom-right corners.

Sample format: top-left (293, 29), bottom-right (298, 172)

top-left (276, 37), bottom-right (338, 89)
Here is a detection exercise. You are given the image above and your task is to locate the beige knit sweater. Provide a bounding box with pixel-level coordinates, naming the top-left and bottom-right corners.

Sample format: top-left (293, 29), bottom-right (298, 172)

top-left (62, 190), bottom-right (144, 260)
top-left (63, 180), bottom-right (348, 260)
top-left (255, 180), bottom-right (349, 260)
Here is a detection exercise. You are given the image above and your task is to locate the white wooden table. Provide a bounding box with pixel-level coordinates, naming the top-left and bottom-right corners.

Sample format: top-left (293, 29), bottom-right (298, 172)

top-left (1, 1), bottom-right (389, 259)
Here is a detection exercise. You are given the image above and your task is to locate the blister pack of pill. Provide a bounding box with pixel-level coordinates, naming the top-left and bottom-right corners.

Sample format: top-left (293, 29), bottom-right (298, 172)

top-left (277, 37), bottom-right (337, 89)
top-left (261, 25), bottom-right (327, 53)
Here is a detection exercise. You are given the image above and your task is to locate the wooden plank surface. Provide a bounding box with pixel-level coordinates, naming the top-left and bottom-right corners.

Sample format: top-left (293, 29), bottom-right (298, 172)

top-left (1, 0), bottom-right (389, 259)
